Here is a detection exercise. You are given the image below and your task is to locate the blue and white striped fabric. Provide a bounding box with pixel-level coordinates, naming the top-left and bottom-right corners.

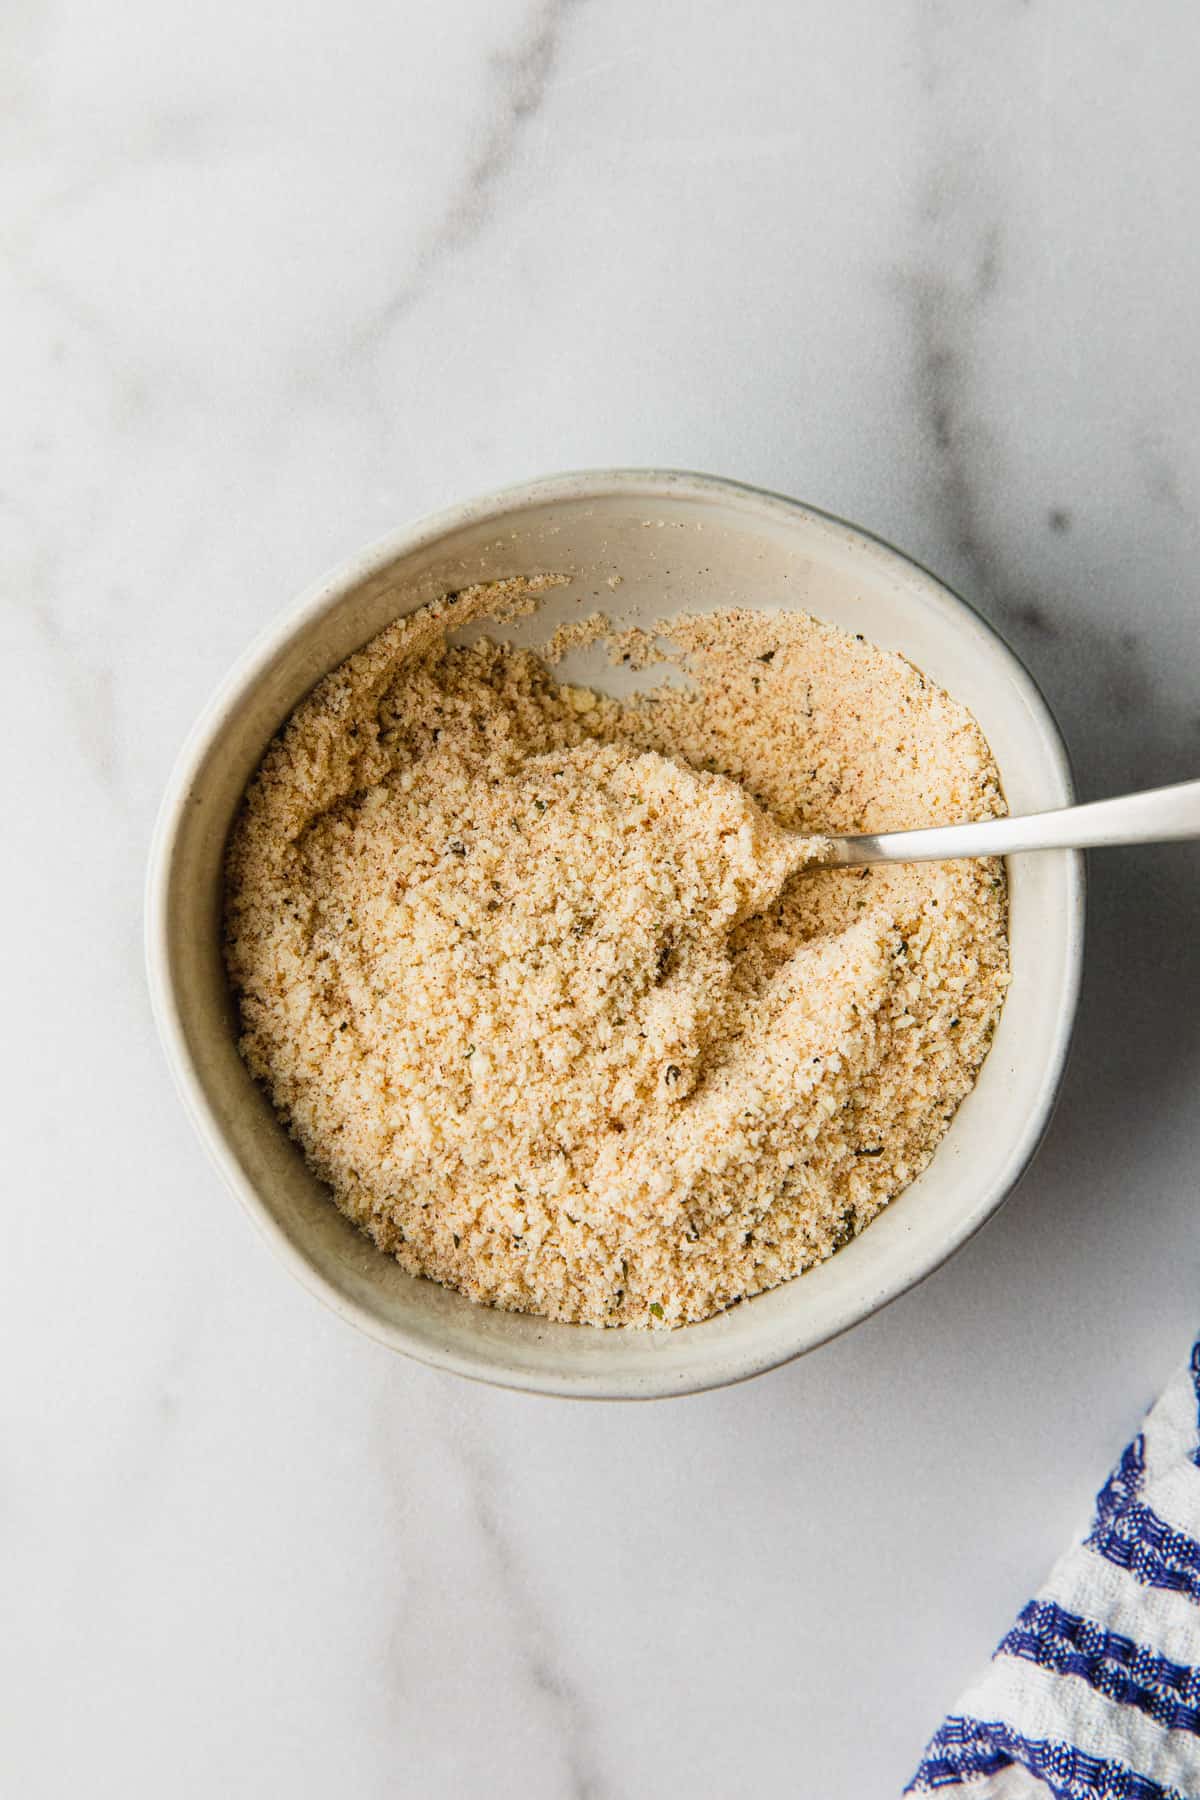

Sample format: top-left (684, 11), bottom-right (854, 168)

top-left (907, 1341), bottom-right (1200, 1798)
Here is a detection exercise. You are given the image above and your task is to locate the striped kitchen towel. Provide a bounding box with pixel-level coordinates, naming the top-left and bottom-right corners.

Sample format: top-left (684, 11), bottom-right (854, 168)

top-left (907, 1340), bottom-right (1200, 1798)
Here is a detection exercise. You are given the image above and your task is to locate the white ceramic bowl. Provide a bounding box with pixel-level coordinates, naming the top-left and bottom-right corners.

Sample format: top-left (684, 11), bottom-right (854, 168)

top-left (146, 471), bottom-right (1084, 1398)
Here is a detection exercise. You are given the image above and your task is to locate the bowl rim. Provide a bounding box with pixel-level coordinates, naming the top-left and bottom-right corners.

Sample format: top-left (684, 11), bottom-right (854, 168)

top-left (145, 468), bottom-right (1085, 1398)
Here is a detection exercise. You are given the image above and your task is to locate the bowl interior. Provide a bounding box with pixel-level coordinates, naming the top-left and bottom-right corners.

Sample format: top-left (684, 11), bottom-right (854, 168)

top-left (148, 473), bottom-right (1081, 1397)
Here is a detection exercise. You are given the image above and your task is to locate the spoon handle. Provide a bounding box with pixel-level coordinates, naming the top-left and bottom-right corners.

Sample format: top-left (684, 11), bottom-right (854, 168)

top-left (826, 777), bottom-right (1200, 867)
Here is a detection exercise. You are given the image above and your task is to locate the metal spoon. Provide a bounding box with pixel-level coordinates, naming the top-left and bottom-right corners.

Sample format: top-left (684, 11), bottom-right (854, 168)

top-left (824, 777), bottom-right (1200, 867)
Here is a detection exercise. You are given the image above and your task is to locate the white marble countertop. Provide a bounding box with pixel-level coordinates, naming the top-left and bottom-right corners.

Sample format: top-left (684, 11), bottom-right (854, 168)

top-left (7, 2), bottom-right (1200, 1794)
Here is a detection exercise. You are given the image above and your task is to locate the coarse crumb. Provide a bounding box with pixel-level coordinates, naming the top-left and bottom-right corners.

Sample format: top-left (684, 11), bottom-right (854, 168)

top-left (606, 624), bottom-right (668, 671)
top-left (225, 582), bottom-right (1009, 1329)
top-left (540, 611), bottom-right (612, 663)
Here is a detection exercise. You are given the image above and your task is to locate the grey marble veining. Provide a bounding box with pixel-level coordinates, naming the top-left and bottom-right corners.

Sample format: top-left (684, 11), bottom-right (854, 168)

top-left (356, 0), bottom-right (582, 350)
top-left (4, 2), bottom-right (1200, 1796)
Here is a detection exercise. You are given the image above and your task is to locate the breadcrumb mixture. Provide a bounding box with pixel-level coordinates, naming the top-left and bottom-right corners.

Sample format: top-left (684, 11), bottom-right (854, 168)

top-left (225, 580), bottom-right (1009, 1328)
